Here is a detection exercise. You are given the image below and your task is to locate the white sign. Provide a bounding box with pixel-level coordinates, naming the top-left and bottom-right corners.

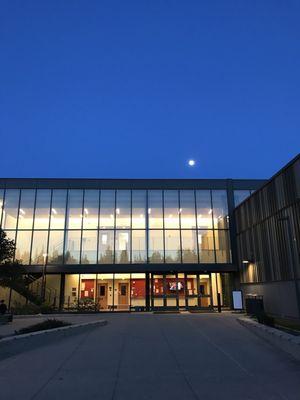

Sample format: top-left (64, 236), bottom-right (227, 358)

top-left (232, 291), bottom-right (243, 310)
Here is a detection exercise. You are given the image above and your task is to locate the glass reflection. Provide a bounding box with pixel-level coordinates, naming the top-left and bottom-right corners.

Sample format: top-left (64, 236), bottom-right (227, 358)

top-left (164, 190), bottom-right (179, 229)
top-left (18, 190), bottom-right (35, 229)
top-left (165, 230), bottom-right (181, 263)
top-left (64, 230), bottom-right (81, 264)
top-left (15, 230), bottom-right (32, 264)
top-left (50, 190), bottom-right (67, 229)
top-left (81, 230), bottom-right (97, 264)
top-left (212, 190), bottom-right (228, 229)
top-left (98, 230), bottom-right (114, 263)
top-left (148, 230), bottom-right (164, 263)
top-left (148, 190), bottom-right (163, 228)
top-left (132, 191), bottom-right (146, 229)
top-left (181, 230), bottom-right (198, 263)
top-left (196, 190), bottom-right (213, 229)
top-left (116, 190), bottom-right (131, 229)
top-left (115, 230), bottom-right (130, 263)
top-left (132, 230), bottom-right (146, 263)
top-left (83, 190), bottom-right (99, 229)
top-left (34, 190), bottom-right (51, 229)
top-left (1, 189), bottom-right (20, 230)
top-left (0, 189), bottom-right (4, 225)
top-left (66, 190), bottom-right (83, 229)
top-left (99, 191), bottom-right (115, 229)
top-left (198, 230), bottom-right (215, 263)
top-left (215, 230), bottom-right (231, 263)
top-left (180, 191), bottom-right (196, 229)
top-left (31, 231), bottom-right (48, 264)
top-left (48, 230), bottom-right (64, 264)
top-left (234, 190), bottom-right (251, 207)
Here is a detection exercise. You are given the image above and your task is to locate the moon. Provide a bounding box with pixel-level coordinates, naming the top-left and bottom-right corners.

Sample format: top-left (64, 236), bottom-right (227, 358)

top-left (188, 159), bottom-right (195, 167)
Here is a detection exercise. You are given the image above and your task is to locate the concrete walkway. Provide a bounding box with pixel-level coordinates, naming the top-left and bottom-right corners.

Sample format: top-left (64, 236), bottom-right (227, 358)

top-left (0, 313), bottom-right (300, 400)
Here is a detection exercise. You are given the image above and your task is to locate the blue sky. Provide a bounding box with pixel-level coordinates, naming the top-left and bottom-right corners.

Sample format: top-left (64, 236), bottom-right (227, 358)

top-left (1, 1), bottom-right (299, 179)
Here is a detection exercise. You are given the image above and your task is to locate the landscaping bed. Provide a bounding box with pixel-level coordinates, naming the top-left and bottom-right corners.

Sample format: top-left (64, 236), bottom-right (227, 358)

top-left (16, 319), bottom-right (71, 335)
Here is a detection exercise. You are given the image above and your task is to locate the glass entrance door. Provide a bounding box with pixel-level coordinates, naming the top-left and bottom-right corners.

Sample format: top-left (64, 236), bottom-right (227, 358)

top-left (151, 273), bottom-right (179, 310)
top-left (152, 274), bottom-right (164, 308)
top-left (150, 273), bottom-right (213, 311)
top-left (199, 274), bottom-right (212, 308)
top-left (165, 274), bottom-right (178, 309)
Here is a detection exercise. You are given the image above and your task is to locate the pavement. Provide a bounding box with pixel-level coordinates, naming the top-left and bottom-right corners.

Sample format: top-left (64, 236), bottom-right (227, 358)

top-left (1, 312), bottom-right (300, 400)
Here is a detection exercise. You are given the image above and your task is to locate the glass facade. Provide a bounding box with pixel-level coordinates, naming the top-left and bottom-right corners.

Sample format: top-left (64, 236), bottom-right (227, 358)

top-left (0, 188), bottom-right (232, 265)
top-left (36, 272), bottom-right (227, 312)
top-left (0, 177), bottom-right (266, 313)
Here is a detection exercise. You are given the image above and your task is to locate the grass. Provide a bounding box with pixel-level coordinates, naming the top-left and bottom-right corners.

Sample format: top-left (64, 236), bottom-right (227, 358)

top-left (16, 319), bottom-right (71, 335)
top-left (273, 317), bottom-right (300, 335)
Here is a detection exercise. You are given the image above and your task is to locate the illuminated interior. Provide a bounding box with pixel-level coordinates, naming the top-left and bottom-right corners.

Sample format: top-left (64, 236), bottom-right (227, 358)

top-left (0, 189), bottom-right (231, 265)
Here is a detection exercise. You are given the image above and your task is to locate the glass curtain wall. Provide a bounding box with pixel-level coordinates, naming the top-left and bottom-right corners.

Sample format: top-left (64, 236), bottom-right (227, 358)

top-left (0, 188), bottom-right (232, 265)
top-left (64, 273), bottom-right (146, 311)
top-left (151, 272), bottom-right (214, 310)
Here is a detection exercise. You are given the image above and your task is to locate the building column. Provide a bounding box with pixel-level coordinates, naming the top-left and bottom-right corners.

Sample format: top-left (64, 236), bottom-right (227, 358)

top-left (145, 272), bottom-right (150, 311)
top-left (59, 273), bottom-right (65, 311)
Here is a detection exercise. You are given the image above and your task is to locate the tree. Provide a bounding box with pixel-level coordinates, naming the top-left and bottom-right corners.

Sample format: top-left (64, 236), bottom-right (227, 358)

top-left (0, 228), bottom-right (42, 305)
top-left (0, 228), bottom-right (26, 282)
top-left (0, 228), bottom-right (15, 264)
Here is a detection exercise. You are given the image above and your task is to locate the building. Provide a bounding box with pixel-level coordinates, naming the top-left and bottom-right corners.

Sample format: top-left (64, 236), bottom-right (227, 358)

top-left (0, 178), bottom-right (265, 312)
top-left (235, 154), bottom-right (300, 322)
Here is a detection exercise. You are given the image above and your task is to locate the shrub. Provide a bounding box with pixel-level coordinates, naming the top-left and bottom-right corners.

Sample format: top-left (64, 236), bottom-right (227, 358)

top-left (11, 302), bottom-right (55, 315)
top-left (16, 318), bottom-right (71, 334)
top-left (256, 312), bottom-right (275, 327)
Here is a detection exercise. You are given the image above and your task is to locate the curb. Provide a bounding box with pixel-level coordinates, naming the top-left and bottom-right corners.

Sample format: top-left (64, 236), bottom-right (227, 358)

top-left (0, 319), bottom-right (107, 359)
top-left (237, 317), bottom-right (300, 361)
top-left (13, 313), bottom-right (102, 320)
top-left (0, 319), bottom-right (107, 343)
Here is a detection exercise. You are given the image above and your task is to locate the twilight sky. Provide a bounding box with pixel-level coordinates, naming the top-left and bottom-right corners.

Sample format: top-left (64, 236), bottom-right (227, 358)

top-left (1, 1), bottom-right (299, 179)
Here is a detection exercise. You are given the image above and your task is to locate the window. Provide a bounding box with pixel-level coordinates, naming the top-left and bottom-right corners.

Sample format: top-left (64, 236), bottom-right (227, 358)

top-left (1, 189), bottom-right (20, 230)
top-left (115, 230), bottom-right (130, 263)
top-left (83, 190), bottom-right (99, 229)
top-left (132, 191), bottom-right (146, 229)
top-left (31, 231), bottom-right (48, 264)
top-left (132, 230), bottom-right (146, 263)
top-left (180, 191), bottom-right (196, 229)
top-left (18, 190), bottom-right (35, 229)
top-left (212, 190), bottom-right (229, 229)
top-left (148, 190), bottom-right (163, 228)
top-left (64, 230), bottom-right (81, 264)
top-left (81, 230), bottom-right (97, 264)
top-left (15, 230), bottom-right (32, 264)
top-left (0, 189), bottom-right (4, 225)
top-left (99, 191), bottom-right (115, 229)
top-left (196, 190), bottom-right (213, 229)
top-left (181, 230), bottom-right (198, 263)
top-left (48, 230), bottom-right (64, 264)
top-left (34, 190), bottom-right (51, 229)
top-left (165, 230), bottom-right (181, 263)
top-left (215, 230), bottom-right (231, 263)
top-left (148, 230), bottom-right (164, 263)
top-left (116, 190), bottom-right (131, 229)
top-left (98, 230), bottom-right (114, 263)
top-left (66, 190), bottom-right (83, 229)
top-left (164, 191), bottom-right (179, 229)
top-left (234, 190), bottom-right (251, 207)
top-left (50, 190), bottom-right (67, 229)
top-left (198, 230), bottom-right (215, 263)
